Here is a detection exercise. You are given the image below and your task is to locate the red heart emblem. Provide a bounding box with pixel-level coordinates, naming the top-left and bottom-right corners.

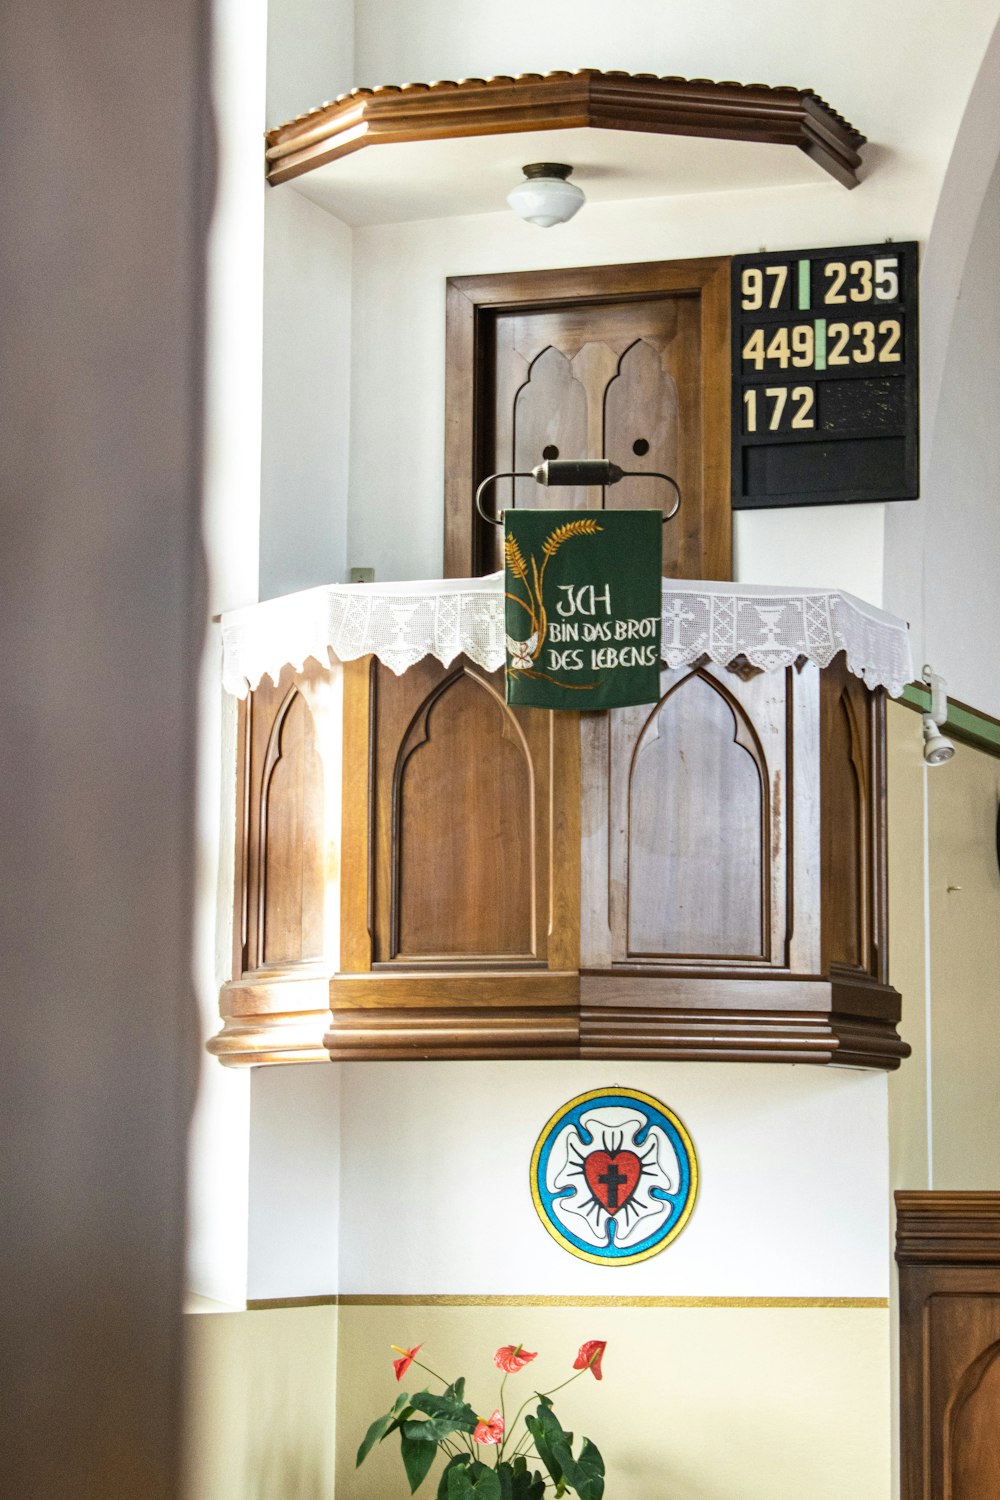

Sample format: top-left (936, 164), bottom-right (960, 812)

top-left (584, 1150), bottom-right (641, 1213)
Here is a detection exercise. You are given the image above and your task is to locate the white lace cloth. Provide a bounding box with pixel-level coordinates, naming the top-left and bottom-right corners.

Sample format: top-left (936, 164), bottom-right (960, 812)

top-left (221, 574), bottom-right (912, 698)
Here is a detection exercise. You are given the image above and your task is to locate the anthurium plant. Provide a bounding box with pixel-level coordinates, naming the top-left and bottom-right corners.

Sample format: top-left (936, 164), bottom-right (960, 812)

top-left (357, 1339), bottom-right (607, 1499)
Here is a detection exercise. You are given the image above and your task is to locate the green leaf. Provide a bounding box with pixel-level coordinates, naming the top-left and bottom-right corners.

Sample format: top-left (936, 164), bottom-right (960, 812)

top-left (574, 1438), bottom-right (605, 1500)
top-left (525, 1416), bottom-right (559, 1487)
top-left (385, 1405), bottom-right (417, 1440)
top-left (447, 1463), bottom-right (475, 1500)
top-left (525, 1404), bottom-right (604, 1500)
top-left (356, 1410), bottom-right (396, 1467)
top-left (401, 1431), bottom-right (438, 1493)
top-left (446, 1377), bottom-right (466, 1403)
top-left (409, 1391), bottom-right (478, 1432)
top-left (403, 1416), bottom-right (469, 1443)
top-left (504, 1461), bottom-right (545, 1500)
top-left (525, 1404), bottom-right (569, 1486)
top-left (438, 1453), bottom-right (471, 1500)
top-left (466, 1463), bottom-right (502, 1499)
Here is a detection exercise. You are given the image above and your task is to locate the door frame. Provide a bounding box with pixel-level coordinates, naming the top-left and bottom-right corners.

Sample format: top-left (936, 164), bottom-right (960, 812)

top-left (444, 257), bottom-right (732, 578)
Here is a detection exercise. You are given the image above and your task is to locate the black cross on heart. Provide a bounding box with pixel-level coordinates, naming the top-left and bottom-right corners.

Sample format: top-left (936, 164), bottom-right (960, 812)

top-left (583, 1149), bottom-right (642, 1213)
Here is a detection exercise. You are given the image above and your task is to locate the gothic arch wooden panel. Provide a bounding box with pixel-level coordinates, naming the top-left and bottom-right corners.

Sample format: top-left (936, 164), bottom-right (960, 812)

top-left (258, 684), bottom-right (325, 968)
top-left (326, 653), bottom-right (580, 1059)
top-left (389, 665), bottom-right (536, 961)
top-left (626, 669), bottom-right (768, 959)
top-left (946, 1338), bottom-right (1000, 1499)
top-left (511, 345), bottom-right (589, 512)
top-left (821, 668), bottom-right (875, 975)
top-left (603, 336), bottom-right (685, 516)
top-left (213, 661), bottom-right (336, 1068)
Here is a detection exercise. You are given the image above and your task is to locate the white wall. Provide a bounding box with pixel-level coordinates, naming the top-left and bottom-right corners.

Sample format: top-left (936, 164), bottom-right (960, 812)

top-left (189, 0), bottom-right (357, 1305)
top-left (247, 1061), bottom-right (890, 1299)
top-left (258, 0), bottom-right (355, 605)
top-left (884, 20), bottom-right (1000, 712)
top-left (919, 158), bottom-right (1000, 716)
top-left (259, 187), bottom-right (352, 599)
top-left (186, 0), bottom-right (268, 1308)
top-left (247, 1063), bottom-right (342, 1302)
top-left (266, 0), bottom-right (353, 128)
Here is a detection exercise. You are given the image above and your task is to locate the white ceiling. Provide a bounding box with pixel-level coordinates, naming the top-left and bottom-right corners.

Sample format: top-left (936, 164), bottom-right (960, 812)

top-left (288, 124), bottom-right (830, 226)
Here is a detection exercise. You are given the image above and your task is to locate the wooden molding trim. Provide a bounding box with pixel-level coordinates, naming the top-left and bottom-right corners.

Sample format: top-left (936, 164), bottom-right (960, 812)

top-left (896, 1192), bottom-right (1000, 1266)
top-left (579, 971), bottom-right (907, 1069)
top-left (210, 972), bottom-right (331, 1066)
top-left (331, 971), bottom-right (579, 1006)
top-left (265, 69), bottom-right (866, 190)
top-left (325, 1004), bottom-right (580, 1061)
top-left (580, 1007), bottom-right (908, 1069)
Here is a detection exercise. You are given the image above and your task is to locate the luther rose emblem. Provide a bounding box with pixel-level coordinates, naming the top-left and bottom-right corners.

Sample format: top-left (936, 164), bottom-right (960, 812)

top-left (530, 1089), bottom-right (698, 1265)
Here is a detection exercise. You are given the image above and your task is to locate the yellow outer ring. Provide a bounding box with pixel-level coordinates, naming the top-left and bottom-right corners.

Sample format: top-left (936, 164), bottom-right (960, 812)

top-left (529, 1087), bottom-right (699, 1266)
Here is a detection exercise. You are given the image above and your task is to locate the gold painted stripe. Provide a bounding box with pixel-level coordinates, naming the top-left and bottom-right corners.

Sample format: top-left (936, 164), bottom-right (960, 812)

top-left (247, 1295), bottom-right (339, 1310)
top-left (247, 1294), bottom-right (887, 1310)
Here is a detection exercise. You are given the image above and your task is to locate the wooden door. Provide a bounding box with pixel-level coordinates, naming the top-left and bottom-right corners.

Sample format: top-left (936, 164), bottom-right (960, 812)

top-left (445, 259), bottom-right (730, 581)
top-left (488, 297), bottom-right (702, 575)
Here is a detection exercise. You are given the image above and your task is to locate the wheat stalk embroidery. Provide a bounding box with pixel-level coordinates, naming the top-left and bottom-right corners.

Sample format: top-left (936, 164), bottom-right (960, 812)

top-left (506, 518), bottom-right (603, 681)
top-left (542, 518), bottom-right (602, 556)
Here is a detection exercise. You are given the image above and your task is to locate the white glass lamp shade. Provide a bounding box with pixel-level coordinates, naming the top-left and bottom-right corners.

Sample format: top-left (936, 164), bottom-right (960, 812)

top-left (507, 162), bottom-right (585, 228)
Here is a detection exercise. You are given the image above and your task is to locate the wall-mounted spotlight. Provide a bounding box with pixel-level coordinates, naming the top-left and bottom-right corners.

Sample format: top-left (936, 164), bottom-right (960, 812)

top-left (922, 664), bottom-right (955, 765)
top-left (507, 162), bottom-right (585, 228)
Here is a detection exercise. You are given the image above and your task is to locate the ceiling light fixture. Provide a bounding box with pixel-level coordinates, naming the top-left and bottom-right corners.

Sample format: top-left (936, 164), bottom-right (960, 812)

top-left (507, 162), bottom-right (585, 228)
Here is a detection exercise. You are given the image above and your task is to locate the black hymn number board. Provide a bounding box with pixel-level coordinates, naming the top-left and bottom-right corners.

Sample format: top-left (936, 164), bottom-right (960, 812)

top-left (731, 241), bottom-right (919, 510)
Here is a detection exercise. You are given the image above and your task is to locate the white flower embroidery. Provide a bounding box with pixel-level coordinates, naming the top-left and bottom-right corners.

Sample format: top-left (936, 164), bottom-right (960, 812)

top-left (506, 632), bottom-right (537, 670)
top-left (547, 1106), bottom-right (678, 1249)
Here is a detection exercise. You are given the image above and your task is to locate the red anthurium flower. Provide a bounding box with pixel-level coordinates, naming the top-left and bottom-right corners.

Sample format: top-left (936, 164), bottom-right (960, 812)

top-left (390, 1344), bottom-right (422, 1382)
top-left (494, 1343), bottom-right (538, 1373)
top-left (573, 1340), bottom-right (607, 1380)
top-left (473, 1410), bottom-right (505, 1446)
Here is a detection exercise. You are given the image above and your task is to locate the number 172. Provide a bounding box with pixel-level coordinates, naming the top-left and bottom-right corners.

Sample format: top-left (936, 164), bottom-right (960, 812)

top-left (743, 386), bottom-right (815, 432)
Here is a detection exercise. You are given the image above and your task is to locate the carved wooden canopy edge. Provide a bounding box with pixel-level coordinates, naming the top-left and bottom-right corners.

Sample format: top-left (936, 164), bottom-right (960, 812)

top-left (264, 68), bottom-right (866, 189)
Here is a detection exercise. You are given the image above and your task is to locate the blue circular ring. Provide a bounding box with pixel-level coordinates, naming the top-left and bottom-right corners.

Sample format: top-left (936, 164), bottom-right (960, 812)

top-left (530, 1088), bottom-right (698, 1264)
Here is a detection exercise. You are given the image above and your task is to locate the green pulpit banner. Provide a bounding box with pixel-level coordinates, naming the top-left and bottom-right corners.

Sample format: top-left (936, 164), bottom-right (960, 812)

top-left (504, 508), bottom-right (663, 710)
